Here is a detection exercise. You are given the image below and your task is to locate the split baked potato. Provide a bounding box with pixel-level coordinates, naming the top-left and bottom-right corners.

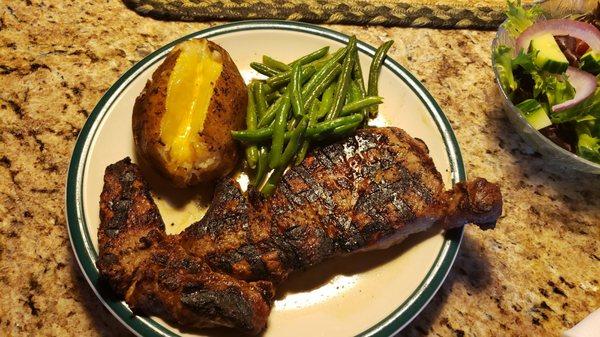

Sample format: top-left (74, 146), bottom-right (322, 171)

top-left (132, 39), bottom-right (247, 187)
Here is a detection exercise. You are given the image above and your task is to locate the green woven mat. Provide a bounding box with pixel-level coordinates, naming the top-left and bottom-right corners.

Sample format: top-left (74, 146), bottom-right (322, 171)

top-left (123, 0), bottom-right (518, 29)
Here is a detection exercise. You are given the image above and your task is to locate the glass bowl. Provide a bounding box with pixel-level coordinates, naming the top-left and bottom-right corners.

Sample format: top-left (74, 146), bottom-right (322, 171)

top-left (491, 1), bottom-right (600, 174)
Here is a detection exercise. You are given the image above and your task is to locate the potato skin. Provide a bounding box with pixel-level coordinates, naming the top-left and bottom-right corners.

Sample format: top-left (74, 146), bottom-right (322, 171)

top-left (132, 40), bottom-right (247, 187)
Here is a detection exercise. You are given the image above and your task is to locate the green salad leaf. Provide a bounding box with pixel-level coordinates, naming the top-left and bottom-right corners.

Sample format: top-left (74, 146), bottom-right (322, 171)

top-left (511, 49), bottom-right (576, 105)
top-left (493, 45), bottom-right (518, 92)
top-left (577, 115), bottom-right (597, 122)
top-left (511, 49), bottom-right (536, 72)
top-left (501, 0), bottom-right (543, 38)
top-left (495, 46), bottom-right (575, 116)
top-left (531, 72), bottom-right (575, 107)
top-left (510, 49), bottom-right (575, 106)
top-left (575, 119), bottom-right (600, 163)
top-left (552, 80), bottom-right (600, 123)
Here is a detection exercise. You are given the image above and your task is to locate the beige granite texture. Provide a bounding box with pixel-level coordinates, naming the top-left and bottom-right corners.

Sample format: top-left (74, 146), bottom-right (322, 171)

top-left (0, 1), bottom-right (599, 336)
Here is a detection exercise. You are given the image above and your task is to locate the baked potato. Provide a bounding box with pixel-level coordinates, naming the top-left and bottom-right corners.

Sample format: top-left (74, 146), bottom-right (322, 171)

top-left (132, 39), bottom-right (247, 187)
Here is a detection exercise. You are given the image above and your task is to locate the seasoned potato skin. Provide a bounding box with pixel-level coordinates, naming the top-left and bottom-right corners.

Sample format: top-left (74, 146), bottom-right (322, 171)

top-left (132, 40), bottom-right (247, 187)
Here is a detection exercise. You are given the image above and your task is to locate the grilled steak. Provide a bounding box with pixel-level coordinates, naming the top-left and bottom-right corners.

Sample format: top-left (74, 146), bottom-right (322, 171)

top-left (97, 127), bottom-right (502, 334)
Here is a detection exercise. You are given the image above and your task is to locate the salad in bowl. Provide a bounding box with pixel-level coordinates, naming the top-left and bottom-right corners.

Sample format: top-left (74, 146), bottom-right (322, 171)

top-left (493, 0), bottom-right (600, 172)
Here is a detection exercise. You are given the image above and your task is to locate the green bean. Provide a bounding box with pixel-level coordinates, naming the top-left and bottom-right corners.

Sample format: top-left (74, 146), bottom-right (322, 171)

top-left (265, 91), bottom-right (281, 104)
top-left (347, 80), bottom-right (361, 104)
top-left (332, 120), bottom-right (361, 136)
top-left (352, 48), bottom-right (367, 95)
top-left (298, 66), bottom-right (318, 85)
top-left (258, 99), bottom-right (281, 128)
top-left (351, 51), bottom-right (367, 121)
top-left (326, 36), bottom-right (357, 120)
top-left (231, 127), bottom-right (273, 142)
top-left (309, 99), bottom-right (322, 125)
top-left (250, 62), bottom-right (280, 77)
top-left (245, 83), bottom-right (259, 169)
top-left (295, 99), bottom-right (320, 165)
top-left (269, 92), bottom-right (291, 169)
top-left (262, 83), bottom-right (273, 94)
top-left (317, 83), bottom-right (336, 120)
top-left (231, 113), bottom-right (364, 144)
top-left (232, 112), bottom-right (364, 143)
top-left (290, 63), bottom-right (304, 118)
top-left (263, 55), bottom-right (291, 72)
top-left (302, 47), bottom-right (347, 99)
top-left (245, 144), bottom-right (259, 169)
top-left (307, 113), bottom-right (364, 137)
top-left (286, 118), bottom-right (296, 132)
top-left (258, 92), bottom-right (287, 127)
top-left (367, 40), bottom-right (393, 117)
top-left (246, 83), bottom-right (258, 129)
top-left (289, 46), bottom-right (329, 67)
top-left (350, 56), bottom-right (370, 122)
top-left (341, 96), bottom-right (383, 116)
top-left (260, 165), bottom-right (285, 197)
top-left (306, 56), bottom-right (331, 70)
top-left (239, 41), bottom-right (402, 195)
top-left (253, 147), bottom-right (269, 186)
top-left (280, 116), bottom-right (308, 167)
top-left (253, 82), bottom-right (268, 118)
top-left (352, 78), bottom-right (368, 123)
top-left (300, 54), bottom-right (338, 78)
top-left (302, 63), bottom-right (341, 112)
top-left (260, 62), bottom-right (323, 127)
top-left (266, 65), bottom-right (316, 88)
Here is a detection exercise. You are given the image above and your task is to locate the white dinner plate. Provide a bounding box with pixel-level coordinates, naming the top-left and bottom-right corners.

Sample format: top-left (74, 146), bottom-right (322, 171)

top-left (66, 20), bottom-right (465, 337)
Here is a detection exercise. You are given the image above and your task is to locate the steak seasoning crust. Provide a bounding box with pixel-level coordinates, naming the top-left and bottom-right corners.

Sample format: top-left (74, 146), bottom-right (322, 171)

top-left (97, 127), bottom-right (502, 334)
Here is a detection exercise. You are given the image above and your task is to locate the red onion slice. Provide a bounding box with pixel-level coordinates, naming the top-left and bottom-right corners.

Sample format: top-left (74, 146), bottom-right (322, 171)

top-left (553, 67), bottom-right (597, 112)
top-left (516, 19), bottom-right (600, 52)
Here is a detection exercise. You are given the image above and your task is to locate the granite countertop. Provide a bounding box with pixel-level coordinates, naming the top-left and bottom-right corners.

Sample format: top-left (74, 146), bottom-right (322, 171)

top-left (1, 1), bottom-right (599, 336)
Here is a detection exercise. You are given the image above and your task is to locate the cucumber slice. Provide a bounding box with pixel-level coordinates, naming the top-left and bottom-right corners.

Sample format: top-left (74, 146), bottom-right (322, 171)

top-left (580, 50), bottom-right (600, 74)
top-left (516, 99), bottom-right (553, 130)
top-left (529, 33), bottom-right (569, 74)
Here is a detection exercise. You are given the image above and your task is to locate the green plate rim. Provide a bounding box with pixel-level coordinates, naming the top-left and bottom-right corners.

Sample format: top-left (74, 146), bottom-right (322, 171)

top-left (66, 20), bottom-right (465, 337)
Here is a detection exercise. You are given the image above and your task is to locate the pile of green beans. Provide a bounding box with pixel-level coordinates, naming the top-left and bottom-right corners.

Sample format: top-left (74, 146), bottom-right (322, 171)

top-left (235, 38), bottom-right (393, 196)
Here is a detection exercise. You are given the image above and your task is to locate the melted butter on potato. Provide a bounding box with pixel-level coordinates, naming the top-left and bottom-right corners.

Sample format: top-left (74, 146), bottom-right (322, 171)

top-left (161, 39), bottom-right (223, 168)
top-left (132, 38), bottom-right (247, 187)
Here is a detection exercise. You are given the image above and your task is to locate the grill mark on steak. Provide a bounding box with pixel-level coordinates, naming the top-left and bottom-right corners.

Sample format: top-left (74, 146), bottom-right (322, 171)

top-left (97, 127), bottom-right (503, 334)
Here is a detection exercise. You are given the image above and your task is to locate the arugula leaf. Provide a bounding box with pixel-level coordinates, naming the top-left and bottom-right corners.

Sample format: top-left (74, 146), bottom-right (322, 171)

top-left (493, 45), bottom-right (518, 92)
top-left (575, 119), bottom-right (600, 163)
top-left (501, 0), bottom-right (543, 38)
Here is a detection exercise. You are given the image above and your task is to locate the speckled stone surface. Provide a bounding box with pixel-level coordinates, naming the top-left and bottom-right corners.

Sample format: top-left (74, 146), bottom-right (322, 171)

top-left (0, 1), bottom-right (598, 336)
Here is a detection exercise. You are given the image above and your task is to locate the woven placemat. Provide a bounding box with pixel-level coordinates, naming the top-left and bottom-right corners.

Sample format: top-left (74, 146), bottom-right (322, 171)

top-left (123, 0), bottom-right (519, 29)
